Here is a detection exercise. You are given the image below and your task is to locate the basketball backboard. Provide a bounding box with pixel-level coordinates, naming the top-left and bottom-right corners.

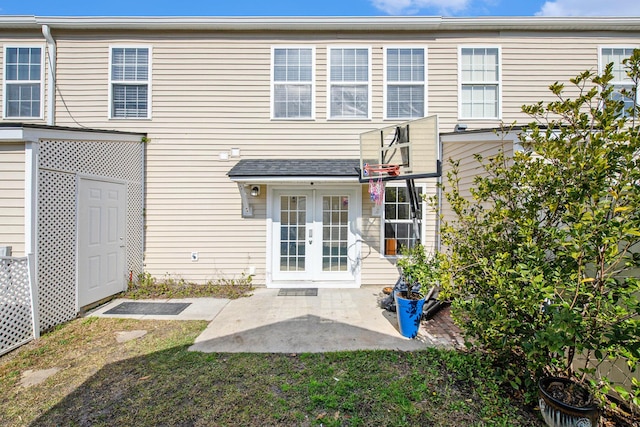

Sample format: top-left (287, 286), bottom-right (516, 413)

top-left (359, 115), bottom-right (440, 182)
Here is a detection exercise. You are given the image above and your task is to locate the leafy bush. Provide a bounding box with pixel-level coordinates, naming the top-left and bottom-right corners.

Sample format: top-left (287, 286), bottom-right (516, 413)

top-left (437, 50), bottom-right (640, 410)
top-left (396, 244), bottom-right (441, 298)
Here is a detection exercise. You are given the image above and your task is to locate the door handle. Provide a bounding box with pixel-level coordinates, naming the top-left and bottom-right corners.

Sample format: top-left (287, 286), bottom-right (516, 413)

top-left (308, 229), bottom-right (313, 244)
top-left (120, 237), bottom-right (125, 248)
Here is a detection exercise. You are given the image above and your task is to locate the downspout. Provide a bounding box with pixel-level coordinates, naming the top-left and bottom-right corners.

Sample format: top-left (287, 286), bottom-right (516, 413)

top-left (41, 25), bottom-right (56, 126)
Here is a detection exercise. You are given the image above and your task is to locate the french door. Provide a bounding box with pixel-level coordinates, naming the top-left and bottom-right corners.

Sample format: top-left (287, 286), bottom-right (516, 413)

top-left (271, 188), bottom-right (359, 286)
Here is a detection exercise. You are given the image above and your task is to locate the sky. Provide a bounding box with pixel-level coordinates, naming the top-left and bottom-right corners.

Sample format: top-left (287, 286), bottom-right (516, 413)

top-left (1, 0), bottom-right (640, 17)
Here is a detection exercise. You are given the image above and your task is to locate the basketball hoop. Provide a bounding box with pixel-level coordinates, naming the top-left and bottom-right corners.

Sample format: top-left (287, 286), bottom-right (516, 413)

top-left (364, 164), bottom-right (399, 206)
top-left (364, 164), bottom-right (400, 177)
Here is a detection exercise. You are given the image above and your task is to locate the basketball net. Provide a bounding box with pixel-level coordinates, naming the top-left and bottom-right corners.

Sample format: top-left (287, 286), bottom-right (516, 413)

top-left (365, 164), bottom-right (384, 206)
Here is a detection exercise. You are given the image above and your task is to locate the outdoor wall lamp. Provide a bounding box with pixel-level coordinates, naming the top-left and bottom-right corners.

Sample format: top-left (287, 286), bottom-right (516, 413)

top-left (250, 185), bottom-right (260, 197)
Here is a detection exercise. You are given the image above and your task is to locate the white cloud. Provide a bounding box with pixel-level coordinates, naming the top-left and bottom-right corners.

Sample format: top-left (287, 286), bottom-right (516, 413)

top-left (537, 0), bottom-right (640, 16)
top-left (371, 0), bottom-right (471, 15)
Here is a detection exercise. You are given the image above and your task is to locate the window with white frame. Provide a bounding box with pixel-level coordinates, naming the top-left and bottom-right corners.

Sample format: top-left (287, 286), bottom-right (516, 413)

top-left (110, 47), bottom-right (150, 119)
top-left (459, 47), bottom-right (500, 119)
top-left (383, 183), bottom-right (424, 256)
top-left (4, 46), bottom-right (43, 118)
top-left (329, 47), bottom-right (370, 119)
top-left (272, 47), bottom-right (314, 119)
top-left (600, 47), bottom-right (638, 116)
top-left (385, 47), bottom-right (426, 119)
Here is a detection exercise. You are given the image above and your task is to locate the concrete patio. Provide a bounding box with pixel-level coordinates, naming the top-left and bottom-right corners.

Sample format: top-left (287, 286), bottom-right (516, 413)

top-left (89, 287), bottom-right (464, 353)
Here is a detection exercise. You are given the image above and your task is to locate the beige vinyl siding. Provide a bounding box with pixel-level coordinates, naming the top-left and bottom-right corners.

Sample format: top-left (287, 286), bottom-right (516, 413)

top-left (440, 136), bottom-right (515, 230)
top-left (33, 28), bottom-right (639, 285)
top-left (0, 143), bottom-right (25, 256)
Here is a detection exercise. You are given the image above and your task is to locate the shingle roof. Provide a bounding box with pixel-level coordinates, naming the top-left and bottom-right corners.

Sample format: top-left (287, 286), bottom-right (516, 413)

top-left (227, 159), bottom-right (360, 179)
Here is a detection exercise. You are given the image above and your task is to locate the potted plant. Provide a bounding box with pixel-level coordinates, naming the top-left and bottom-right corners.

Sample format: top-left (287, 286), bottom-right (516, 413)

top-left (435, 50), bottom-right (640, 423)
top-left (538, 376), bottom-right (599, 427)
top-left (394, 244), bottom-right (440, 338)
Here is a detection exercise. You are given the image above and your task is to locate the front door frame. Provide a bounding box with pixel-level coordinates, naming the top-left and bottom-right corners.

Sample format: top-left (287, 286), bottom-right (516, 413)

top-left (266, 183), bottom-right (362, 288)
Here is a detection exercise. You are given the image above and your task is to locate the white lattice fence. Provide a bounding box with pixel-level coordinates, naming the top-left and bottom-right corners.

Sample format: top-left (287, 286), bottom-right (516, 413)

top-left (0, 255), bottom-right (38, 356)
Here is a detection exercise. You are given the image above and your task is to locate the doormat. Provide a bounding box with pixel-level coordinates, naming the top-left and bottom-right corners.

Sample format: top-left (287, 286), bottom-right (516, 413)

top-left (277, 288), bottom-right (318, 296)
top-left (104, 302), bottom-right (191, 315)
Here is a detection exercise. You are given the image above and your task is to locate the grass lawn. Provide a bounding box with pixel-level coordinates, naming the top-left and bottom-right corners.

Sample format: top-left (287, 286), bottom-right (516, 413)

top-left (0, 316), bottom-right (543, 426)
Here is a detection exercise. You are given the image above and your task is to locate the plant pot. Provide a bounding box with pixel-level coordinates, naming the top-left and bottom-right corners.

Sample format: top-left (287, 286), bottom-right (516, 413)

top-left (538, 376), bottom-right (600, 427)
top-left (394, 292), bottom-right (425, 339)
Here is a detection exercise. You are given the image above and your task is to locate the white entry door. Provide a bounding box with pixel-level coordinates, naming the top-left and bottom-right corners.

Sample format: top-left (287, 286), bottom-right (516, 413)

top-left (271, 188), bottom-right (360, 286)
top-left (77, 178), bottom-right (127, 307)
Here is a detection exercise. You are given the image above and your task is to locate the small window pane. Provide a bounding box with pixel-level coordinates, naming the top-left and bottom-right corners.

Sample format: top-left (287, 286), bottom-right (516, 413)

top-left (330, 85), bottom-right (368, 118)
top-left (112, 84), bottom-right (148, 118)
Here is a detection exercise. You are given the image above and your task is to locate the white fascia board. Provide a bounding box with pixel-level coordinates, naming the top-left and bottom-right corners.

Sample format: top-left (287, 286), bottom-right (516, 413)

top-left (35, 16), bottom-right (442, 31)
top-left (0, 126), bottom-right (144, 143)
top-left (440, 129), bottom-right (520, 144)
top-left (230, 177), bottom-right (359, 184)
top-left (0, 128), bottom-right (28, 141)
top-left (30, 16), bottom-right (640, 32)
top-left (0, 16), bottom-right (39, 29)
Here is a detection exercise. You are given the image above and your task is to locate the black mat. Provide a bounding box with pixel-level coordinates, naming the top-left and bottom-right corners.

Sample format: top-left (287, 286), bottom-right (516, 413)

top-left (277, 288), bottom-right (318, 296)
top-left (104, 302), bottom-right (191, 315)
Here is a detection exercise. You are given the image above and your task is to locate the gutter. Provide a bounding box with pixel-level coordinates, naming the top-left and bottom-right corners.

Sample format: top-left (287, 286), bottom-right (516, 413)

top-left (10, 16), bottom-right (637, 32)
top-left (41, 24), bottom-right (56, 126)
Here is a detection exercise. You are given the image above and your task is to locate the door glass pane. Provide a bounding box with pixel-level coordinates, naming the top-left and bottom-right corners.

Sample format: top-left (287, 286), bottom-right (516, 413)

top-left (322, 195), bottom-right (349, 271)
top-left (280, 196), bottom-right (306, 271)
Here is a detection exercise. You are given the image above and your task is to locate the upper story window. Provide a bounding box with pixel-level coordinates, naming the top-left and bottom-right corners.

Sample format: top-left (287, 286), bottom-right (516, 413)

top-left (385, 47), bottom-right (426, 119)
top-left (272, 47), bottom-right (314, 119)
top-left (3, 46), bottom-right (43, 119)
top-left (600, 47), bottom-right (638, 116)
top-left (459, 47), bottom-right (501, 120)
top-left (110, 46), bottom-right (151, 119)
top-left (383, 183), bottom-right (425, 257)
top-left (329, 47), bottom-right (370, 119)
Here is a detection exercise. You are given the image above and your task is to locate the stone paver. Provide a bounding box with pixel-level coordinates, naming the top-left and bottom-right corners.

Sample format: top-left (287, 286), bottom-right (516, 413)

top-left (20, 368), bottom-right (60, 387)
top-left (115, 330), bottom-right (148, 343)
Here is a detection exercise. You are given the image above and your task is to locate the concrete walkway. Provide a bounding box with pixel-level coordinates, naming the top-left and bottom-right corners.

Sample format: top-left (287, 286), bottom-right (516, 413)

top-left (89, 287), bottom-right (463, 353)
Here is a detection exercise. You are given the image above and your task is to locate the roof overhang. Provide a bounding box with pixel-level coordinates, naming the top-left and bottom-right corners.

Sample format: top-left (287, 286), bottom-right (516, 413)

top-left (227, 159), bottom-right (361, 184)
top-left (229, 159), bottom-right (361, 217)
top-left (1, 16), bottom-right (640, 32)
top-left (0, 123), bottom-right (145, 143)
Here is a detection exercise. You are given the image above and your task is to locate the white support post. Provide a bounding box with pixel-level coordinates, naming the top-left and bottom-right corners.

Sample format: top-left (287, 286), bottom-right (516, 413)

top-left (27, 253), bottom-right (40, 339)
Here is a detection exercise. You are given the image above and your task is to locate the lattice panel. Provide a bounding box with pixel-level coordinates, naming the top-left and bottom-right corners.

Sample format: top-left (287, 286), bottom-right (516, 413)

top-left (37, 137), bottom-right (144, 331)
top-left (0, 257), bottom-right (34, 356)
top-left (127, 182), bottom-right (144, 277)
top-left (38, 169), bottom-right (77, 331)
top-left (39, 139), bottom-right (143, 183)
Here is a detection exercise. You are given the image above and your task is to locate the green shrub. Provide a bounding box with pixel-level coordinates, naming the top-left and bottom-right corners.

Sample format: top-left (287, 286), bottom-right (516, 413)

top-left (437, 50), bottom-right (640, 409)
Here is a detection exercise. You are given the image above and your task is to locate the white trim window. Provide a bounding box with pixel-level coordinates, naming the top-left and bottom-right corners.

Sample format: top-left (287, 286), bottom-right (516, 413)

top-left (385, 47), bottom-right (426, 119)
top-left (3, 46), bottom-right (44, 119)
top-left (459, 47), bottom-right (501, 120)
top-left (109, 46), bottom-right (151, 119)
top-left (382, 182), bottom-right (425, 257)
top-left (600, 47), bottom-right (638, 116)
top-left (329, 47), bottom-right (371, 119)
top-left (272, 47), bottom-right (315, 119)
